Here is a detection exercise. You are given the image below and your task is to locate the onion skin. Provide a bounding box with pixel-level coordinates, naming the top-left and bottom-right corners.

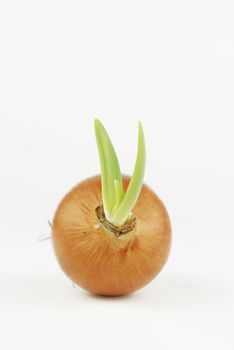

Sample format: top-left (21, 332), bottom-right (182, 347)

top-left (52, 175), bottom-right (171, 296)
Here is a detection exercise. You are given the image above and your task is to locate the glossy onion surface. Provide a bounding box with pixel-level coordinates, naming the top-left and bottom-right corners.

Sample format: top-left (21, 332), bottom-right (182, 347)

top-left (52, 175), bottom-right (171, 296)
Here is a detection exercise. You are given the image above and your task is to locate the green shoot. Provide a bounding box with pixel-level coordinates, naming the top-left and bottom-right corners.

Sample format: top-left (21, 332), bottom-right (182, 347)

top-left (94, 119), bottom-right (146, 227)
top-left (94, 119), bottom-right (124, 222)
top-left (112, 179), bottom-right (124, 216)
top-left (112, 122), bottom-right (146, 226)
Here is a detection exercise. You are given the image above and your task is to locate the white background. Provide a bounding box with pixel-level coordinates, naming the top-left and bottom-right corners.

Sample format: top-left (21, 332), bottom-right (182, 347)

top-left (0, 0), bottom-right (233, 349)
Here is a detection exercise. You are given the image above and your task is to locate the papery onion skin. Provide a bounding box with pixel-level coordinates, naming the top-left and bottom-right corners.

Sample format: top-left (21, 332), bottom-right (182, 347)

top-left (52, 175), bottom-right (171, 296)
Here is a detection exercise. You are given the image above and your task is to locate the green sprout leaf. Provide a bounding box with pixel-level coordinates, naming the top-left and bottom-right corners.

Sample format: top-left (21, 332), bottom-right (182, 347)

top-left (94, 119), bottom-right (124, 222)
top-left (111, 122), bottom-right (146, 226)
top-left (112, 179), bottom-right (125, 216)
top-left (94, 119), bottom-right (146, 227)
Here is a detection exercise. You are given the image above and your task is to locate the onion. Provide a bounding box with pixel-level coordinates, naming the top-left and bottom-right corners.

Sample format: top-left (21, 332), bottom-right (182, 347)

top-left (52, 120), bottom-right (171, 296)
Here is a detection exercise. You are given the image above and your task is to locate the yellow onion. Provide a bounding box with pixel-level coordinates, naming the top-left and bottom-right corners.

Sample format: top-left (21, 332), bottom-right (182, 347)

top-left (52, 175), bottom-right (171, 296)
top-left (52, 120), bottom-right (171, 296)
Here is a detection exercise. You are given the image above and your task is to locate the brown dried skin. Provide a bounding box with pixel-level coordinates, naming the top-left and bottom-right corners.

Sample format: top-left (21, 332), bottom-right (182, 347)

top-left (52, 175), bottom-right (171, 296)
